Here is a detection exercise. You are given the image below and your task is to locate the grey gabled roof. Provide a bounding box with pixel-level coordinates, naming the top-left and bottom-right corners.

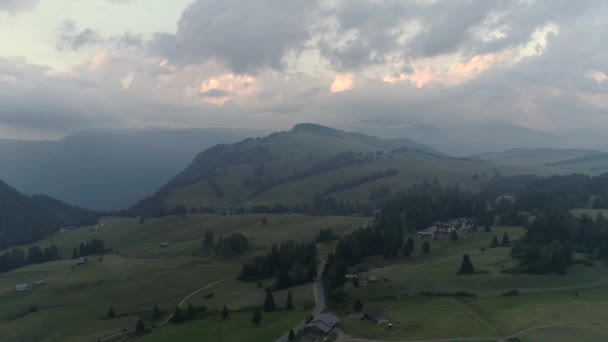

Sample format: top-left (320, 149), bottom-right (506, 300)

top-left (364, 310), bottom-right (388, 323)
top-left (306, 313), bottom-right (340, 334)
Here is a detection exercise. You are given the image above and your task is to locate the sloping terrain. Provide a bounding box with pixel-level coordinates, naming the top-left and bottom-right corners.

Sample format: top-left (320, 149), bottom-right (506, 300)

top-left (0, 180), bottom-right (97, 249)
top-left (130, 124), bottom-right (497, 216)
top-left (0, 128), bottom-right (263, 210)
top-left (473, 148), bottom-right (608, 175)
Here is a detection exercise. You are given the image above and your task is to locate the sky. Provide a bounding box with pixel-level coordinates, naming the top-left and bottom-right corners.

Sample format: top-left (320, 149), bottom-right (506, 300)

top-left (0, 0), bottom-right (607, 141)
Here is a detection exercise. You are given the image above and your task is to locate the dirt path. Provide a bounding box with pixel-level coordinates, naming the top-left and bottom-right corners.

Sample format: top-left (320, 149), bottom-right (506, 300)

top-left (275, 260), bottom-right (327, 342)
top-left (161, 276), bottom-right (236, 325)
top-left (98, 276), bottom-right (236, 341)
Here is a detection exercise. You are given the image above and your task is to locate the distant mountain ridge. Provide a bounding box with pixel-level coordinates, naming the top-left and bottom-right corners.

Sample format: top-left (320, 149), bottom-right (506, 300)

top-left (354, 122), bottom-right (567, 156)
top-left (0, 180), bottom-right (97, 249)
top-left (0, 128), bottom-right (265, 210)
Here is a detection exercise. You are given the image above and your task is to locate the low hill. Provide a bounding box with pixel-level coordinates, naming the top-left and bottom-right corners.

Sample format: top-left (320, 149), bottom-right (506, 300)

top-left (0, 180), bottom-right (98, 249)
top-left (473, 148), bottom-right (608, 175)
top-left (129, 124), bottom-right (496, 216)
top-left (355, 122), bottom-right (566, 156)
top-left (0, 128), bottom-right (264, 210)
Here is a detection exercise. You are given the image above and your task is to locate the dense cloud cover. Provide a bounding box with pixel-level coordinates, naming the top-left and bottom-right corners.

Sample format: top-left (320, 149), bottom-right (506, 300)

top-left (0, 0), bottom-right (607, 146)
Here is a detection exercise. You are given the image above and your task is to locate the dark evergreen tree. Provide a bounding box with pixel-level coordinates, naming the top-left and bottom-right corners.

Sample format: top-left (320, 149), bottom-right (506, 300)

top-left (403, 243), bottom-right (411, 257)
top-left (139, 216), bottom-right (145, 225)
top-left (152, 304), bottom-right (161, 319)
top-left (72, 247), bottom-right (78, 259)
top-left (221, 304), bottom-right (230, 319)
top-left (407, 237), bottom-right (415, 251)
top-left (288, 328), bottom-right (295, 341)
top-left (107, 306), bottom-right (116, 319)
top-left (251, 306), bottom-right (263, 327)
top-left (422, 241), bottom-right (430, 254)
top-left (353, 277), bottom-right (360, 287)
top-left (458, 254), bottom-right (475, 274)
top-left (203, 230), bottom-right (214, 250)
top-left (263, 290), bottom-right (276, 312)
top-left (491, 236), bottom-right (499, 248)
top-left (501, 232), bottom-right (510, 245)
top-left (484, 224), bottom-right (491, 232)
top-left (187, 303), bottom-right (195, 320)
top-left (286, 291), bottom-right (294, 310)
top-left (171, 306), bottom-right (183, 323)
top-left (353, 298), bottom-right (363, 312)
top-left (135, 319), bottom-right (146, 335)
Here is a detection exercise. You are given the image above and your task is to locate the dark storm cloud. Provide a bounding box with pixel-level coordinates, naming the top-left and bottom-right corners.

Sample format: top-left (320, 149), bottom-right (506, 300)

top-left (148, 0), bottom-right (319, 74)
top-left (56, 21), bottom-right (103, 51)
top-left (201, 89), bottom-right (230, 98)
top-left (0, 58), bottom-right (112, 134)
top-left (56, 21), bottom-right (144, 51)
top-left (111, 32), bottom-right (144, 48)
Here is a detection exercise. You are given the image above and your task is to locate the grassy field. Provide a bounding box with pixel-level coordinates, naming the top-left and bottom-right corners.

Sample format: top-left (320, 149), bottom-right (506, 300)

top-left (572, 208), bottom-right (608, 219)
top-left (0, 213), bottom-right (367, 342)
top-left (144, 310), bottom-right (307, 342)
top-left (336, 226), bottom-right (608, 341)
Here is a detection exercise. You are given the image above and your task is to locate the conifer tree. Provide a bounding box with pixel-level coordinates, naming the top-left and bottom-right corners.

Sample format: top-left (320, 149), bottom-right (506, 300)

top-left (251, 306), bottom-right (263, 327)
top-left (285, 291), bottom-right (294, 310)
top-left (135, 319), bottom-right (146, 335)
top-left (353, 298), bottom-right (363, 312)
top-left (107, 305), bottom-right (116, 319)
top-left (152, 304), bottom-right (161, 319)
top-left (458, 254), bottom-right (475, 274)
top-left (501, 232), bottom-right (510, 245)
top-left (491, 236), bottom-right (499, 248)
top-left (422, 241), bottom-right (431, 254)
top-left (221, 304), bottom-right (230, 319)
top-left (407, 237), bottom-right (415, 251)
top-left (263, 290), bottom-right (276, 312)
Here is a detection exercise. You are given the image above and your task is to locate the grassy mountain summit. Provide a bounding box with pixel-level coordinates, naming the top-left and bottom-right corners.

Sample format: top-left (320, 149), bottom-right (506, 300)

top-left (130, 124), bottom-right (492, 216)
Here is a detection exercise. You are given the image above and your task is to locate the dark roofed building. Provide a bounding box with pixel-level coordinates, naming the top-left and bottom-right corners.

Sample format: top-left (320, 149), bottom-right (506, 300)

top-left (364, 310), bottom-right (388, 324)
top-left (304, 312), bottom-right (339, 336)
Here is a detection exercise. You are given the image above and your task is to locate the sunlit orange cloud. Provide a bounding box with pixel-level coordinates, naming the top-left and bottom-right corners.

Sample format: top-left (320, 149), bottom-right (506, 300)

top-left (383, 52), bottom-right (513, 88)
top-left (587, 70), bottom-right (608, 83)
top-left (199, 74), bottom-right (256, 105)
top-left (330, 74), bottom-right (354, 93)
top-left (89, 49), bottom-right (111, 72)
top-left (446, 52), bottom-right (510, 84)
top-left (383, 67), bottom-right (438, 88)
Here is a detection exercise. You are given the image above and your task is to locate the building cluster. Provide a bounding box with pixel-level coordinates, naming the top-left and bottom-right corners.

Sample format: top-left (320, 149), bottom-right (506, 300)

top-left (418, 217), bottom-right (473, 239)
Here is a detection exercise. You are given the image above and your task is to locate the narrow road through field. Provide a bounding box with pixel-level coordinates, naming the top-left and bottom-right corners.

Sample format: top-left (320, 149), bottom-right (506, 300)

top-left (161, 276), bottom-right (236, 326)
top-left (99, 276), bottom-right (236, 341)
top-left (275, 260), bottom-right (327, 342)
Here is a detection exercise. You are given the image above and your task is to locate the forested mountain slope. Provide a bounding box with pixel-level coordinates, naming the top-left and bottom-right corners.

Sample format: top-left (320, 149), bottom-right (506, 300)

top-left (0, 180), bottom-right (97, 249)
top-left (0, 128), bottom-right (263, 210)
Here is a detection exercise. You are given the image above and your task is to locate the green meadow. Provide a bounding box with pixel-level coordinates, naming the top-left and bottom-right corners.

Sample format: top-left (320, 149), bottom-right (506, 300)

top-left (0, 214), bottom-right (367, 342)
top-left (335, 226), bottom-right (608, 341)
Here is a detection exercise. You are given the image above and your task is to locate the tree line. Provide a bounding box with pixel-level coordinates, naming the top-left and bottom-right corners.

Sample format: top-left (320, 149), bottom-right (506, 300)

top-left (0, 244), bottom-right (61, 273)
top-left (239, 240), bottom-right (317, 290)
top-left (72, 239), bottom-right (108, 258)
